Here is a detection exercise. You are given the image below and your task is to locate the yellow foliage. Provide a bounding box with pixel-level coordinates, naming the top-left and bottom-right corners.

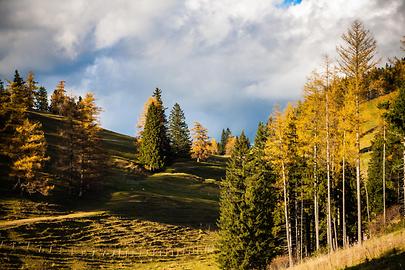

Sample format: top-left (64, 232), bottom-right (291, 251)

top-left (191, 122), bottom-right (210, 162)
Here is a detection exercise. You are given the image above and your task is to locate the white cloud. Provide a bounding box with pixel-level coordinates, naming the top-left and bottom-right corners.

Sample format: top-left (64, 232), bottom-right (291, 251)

top-left (0, 0), bottom-right (403, 137)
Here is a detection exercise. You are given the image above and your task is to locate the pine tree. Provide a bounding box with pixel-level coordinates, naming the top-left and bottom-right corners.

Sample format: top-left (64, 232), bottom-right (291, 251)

top-left (386, 83), bottom-right (405, 215)
top-left (265, 105), bottom-right (297, 266)
top-left (56, 97), bottom-right (79, 193)
top-left (191, 122), bottom-right (210, 162)
top-left (139, 103), bottom-right (165, 171)
top-left (75, 93), bottom-right (105, 196)
top-left (208, 138), bottom-right (219, 155)
top-left (225, 136), bottom-right (237, 156)
top-left (9, 119), bottom-right (51, 195)
top-left (152, 88), bottom-right (171, 160)
top-left (25, 72), bottom-right (37, 109)
top-left (218, 132), bottom-right (250, 269)
top-left (11, 70), bottom-right (30, 110)
top-left (219, 128), bottom-right (231, 155)
top-left (337, 20), bottom-right (377, 244)
top-left (50, 81), bottom-right (67, 115)
top-left (35, 86), bottom-right (49, 111)
top-left (240, 125), bottom-right (277, 269)
top-left (168, 103), bottom-right (191, 158)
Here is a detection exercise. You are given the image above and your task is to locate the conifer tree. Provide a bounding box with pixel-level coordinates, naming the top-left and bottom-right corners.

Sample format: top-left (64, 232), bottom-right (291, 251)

top-left (76, 93), bottom-right (105, 196)
top-left (25, 72), bottom-right (37, 109)
top-left (11, 70), bottom-right (30, 110)
top-left (241, 125), bottom-right (277, 269)
top-left (219, 128), bottom-right (231, 154)
top-left (337, 20), bottom-right (377, 244)
top-left (386, 83), bottom-right (405, 215)
top-left (191, 122), bottom-right (210, 162)
top-left (56, 96), bottom-right (79, 192)
top-left (50, 81), bottom-right (67, 115)
top-left (152, 88), bottom-right (171, 159)
top-left (35, 86), bottom-right (49, 111)
top-left (225, 136), bottom-right (237, 156)
top-left (139, 103), bottom-right (165, 171)
top-left (218, 132), bottom-right (250, 269)
top-left (9, 119), bottom-right (51, 195)
top-left (168, 103), bottom-right (191, 158)
top-left (208, 138), bottom-right (219, 155)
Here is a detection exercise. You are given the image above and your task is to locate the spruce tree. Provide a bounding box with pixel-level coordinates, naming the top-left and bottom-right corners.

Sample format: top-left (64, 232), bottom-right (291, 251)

top-left (139, 103), bottom-right (165, 171)
top-left (219, 128), bottom-right (231, 154)
top-left (218, 132), bottom-right (250, 269)
top-left (239, 125), bottom-right (277, 269)
top-left (35, 86), bottom-right (49, 111)
top-left (168, 103), bottom-right (191, 158)
top-left (152, 88), bottom-right (171, 160)
top-left (386, 83), bottom-right (405, 215)
top-left (9, 119), bottom-right (51, 195)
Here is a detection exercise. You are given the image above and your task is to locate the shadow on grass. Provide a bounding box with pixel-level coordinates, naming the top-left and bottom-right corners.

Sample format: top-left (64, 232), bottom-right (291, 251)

top-left (346, 249), bottom-right (405, 270)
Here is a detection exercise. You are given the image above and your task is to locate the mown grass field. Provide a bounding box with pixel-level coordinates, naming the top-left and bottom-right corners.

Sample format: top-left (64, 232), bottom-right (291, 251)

top-left (0, 111), bottom-right (226, 269)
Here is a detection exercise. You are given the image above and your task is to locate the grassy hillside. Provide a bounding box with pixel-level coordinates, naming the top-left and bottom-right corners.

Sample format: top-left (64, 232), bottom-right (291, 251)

top-left (359, 91), bottom-right (398, 176)
top-left (277, 227), bottom-right (405, 270)
top-left (0, 111), bottom-right (226, 269)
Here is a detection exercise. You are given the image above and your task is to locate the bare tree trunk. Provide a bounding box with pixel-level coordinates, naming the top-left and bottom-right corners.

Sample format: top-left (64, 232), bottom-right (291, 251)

top-left (403, 138), bottom-right (405, 217)
top-left (325, 74), bottom-right (333, 251)
top-left (356, 93), bottom-right (362, 245)
top-left (383, 125), bottom-right (386, 225)
top-left (342, 130), bottom-right (347, 247)
top-left (282, 161), bottom-right (293, 267)
top-left (314, 144), bottom-right (320, 250)
top-left (300, 193), bottom-right (303, 262)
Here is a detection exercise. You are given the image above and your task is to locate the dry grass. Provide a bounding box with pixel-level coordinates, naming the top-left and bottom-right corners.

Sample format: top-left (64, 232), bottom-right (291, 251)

top-left (287, 228), bottom-right (405, 270)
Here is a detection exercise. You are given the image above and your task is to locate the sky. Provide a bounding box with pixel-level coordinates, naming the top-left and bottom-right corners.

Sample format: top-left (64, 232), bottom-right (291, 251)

top-left (0, 0), bottom-right (404, 139)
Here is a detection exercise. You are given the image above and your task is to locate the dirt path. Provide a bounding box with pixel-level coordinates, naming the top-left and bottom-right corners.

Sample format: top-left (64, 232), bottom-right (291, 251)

top-left (0, 211), bottom-right (105, 228)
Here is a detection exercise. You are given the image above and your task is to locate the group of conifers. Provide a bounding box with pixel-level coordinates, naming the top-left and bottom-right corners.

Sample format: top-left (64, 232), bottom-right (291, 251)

top-left (217, 20), bottom-right (405, 270)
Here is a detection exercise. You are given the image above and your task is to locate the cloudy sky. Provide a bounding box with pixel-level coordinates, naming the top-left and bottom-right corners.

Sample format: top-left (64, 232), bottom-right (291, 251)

top-left (0, 0), bottom-right (404, 139)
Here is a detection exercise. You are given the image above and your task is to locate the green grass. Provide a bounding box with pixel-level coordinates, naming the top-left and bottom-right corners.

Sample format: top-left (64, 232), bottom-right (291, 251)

top-left (0, 110), bottom-right (227, 269)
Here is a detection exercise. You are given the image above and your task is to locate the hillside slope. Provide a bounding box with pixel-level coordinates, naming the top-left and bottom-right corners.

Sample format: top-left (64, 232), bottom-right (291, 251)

top-left (0, 111), bottom-right (226, 269)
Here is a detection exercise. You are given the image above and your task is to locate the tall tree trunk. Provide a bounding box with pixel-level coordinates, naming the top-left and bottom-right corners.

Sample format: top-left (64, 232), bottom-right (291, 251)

top-left (383, 125), bottom-right (386, 225)
top-left (342, 131), bottom-right (347, 246)
top-left (282, 161), bottom-right (293, 267)
top-left (314, 144), bottom-right (320, 250)
top-left (300, 193), bottom-right (303, 262)
top-left (355, 92), bottom-right (362, 245)
top-left (326, 78), bottom-right (333, 251)
top-left (403, 138), bottom-right (405, 217)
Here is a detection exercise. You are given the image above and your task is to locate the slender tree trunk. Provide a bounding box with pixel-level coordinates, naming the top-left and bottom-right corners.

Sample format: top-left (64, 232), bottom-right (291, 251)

top-left (383, 125), bottom-right (386, 225)
top-left (355, 92), bottom-right (362, 245)
top-left (326, 80), bottom-right (333, 251)
top-left (282, 161), bottom-right (293, 267)
top-left (314, 144), bottom-right (320, 251)
top-left (342, 130), bottom-right (347, 247)
top-left (300, 193), bottom-right (303, 262)
top-left (403, 138), bottom-right (405, 217)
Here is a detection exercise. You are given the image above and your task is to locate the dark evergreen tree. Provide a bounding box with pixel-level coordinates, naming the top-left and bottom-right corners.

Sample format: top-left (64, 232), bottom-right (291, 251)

top-left (368, 128), bottom-right (403, 216)
top-left (35, 86), bottom-right (49, 111)
top-left (219, 128), bottom-right (231, 155)
top-left (152, 88), bottom-right (171, 160)
top-left (218, 132), bottom-right (250, 269)
top-left (139, 103), bottom-right (165, 171)
top-left (238, 124), bottom-right (277, 269)
top-left (168, 103), bottom-right (191, 158)
top-left (385, 83), bottom-right (405, 215)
